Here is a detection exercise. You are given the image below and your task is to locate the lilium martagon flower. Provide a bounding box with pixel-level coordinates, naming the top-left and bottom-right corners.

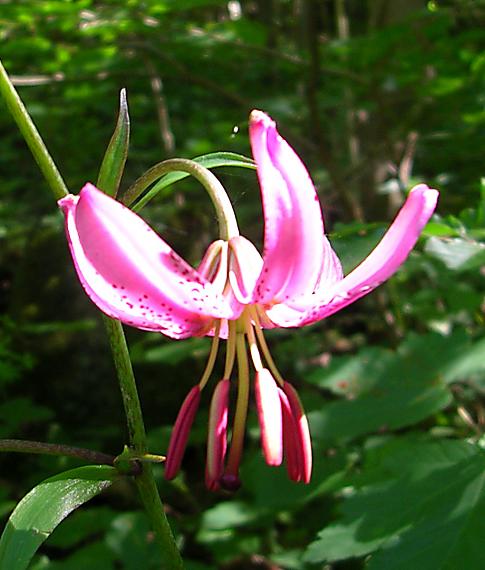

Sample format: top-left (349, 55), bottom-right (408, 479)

top-left (58, 110), bottom-right (438, 491)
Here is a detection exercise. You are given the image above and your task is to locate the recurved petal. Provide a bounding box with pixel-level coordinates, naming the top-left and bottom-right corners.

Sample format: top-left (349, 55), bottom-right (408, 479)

top-left (58, 184), bottom-right (235, 339)
top-left (250, 111), bottom-right (337, 305)
top-left (265, 184), bottom-right (438, 328)
top-left (255, 369), bottom-right (283, 466)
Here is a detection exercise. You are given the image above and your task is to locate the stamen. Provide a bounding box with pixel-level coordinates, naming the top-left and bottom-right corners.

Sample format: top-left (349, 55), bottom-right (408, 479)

top-left (282, 382), bottom-right (312, 483)
top-left (249, 307), bottom-right (285, 386)
top-left (223, 330), bottom-right (250, 489)
top-left (198, 320), bottom-right (222, 390)
top-left (243, 310), bottom-right (264, 372)
top-left (223, 319), bottom-right (237, 379)
top-left (255, 369), bottom-right (283, 466)
top-left (164, 385), bottom-right (201, 480)
top-left (279, 387), bottom-right (303, 482)
top-left (205, 378), bottom-right (230, 490)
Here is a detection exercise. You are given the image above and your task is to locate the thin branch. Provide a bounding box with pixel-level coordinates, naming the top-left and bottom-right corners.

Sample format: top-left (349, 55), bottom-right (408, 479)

top-left (0, 439), bottom-right (115, 465)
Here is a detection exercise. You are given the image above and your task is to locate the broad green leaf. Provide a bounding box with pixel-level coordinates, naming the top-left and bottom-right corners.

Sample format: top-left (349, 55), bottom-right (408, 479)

top-left (425, 236), bottom-right (485, 271)
top-left (131, 337), bottom-right (208, 366)
top-left (0, 465), bottom-right (117, 570)
top-left (97, 89), bottom-right (130, 197)
top-left (241, 445), bottom-right (347, 510)
top-left (367, 448), bottom-right (485, 569)
top-left (308, 375), bottom-right (451, 444)
top-left (106, 512), bottom-right (161, 570)
top-left (201, 502), bottom-right (260, 531)
top-left (421, 221), bottom-right (460, 237)
top-left (36, 541), bottom-right (115, 569)
top-left (44, 506), bottom-right (116, 549)
top-left (306, 332), bottom-right (478, 443)
top-left (130, 152), bottom-right (255, 211)
top-left (331, 224), bottom-right (384, 274)
top-left (304, 439), bottom-right (485, 567)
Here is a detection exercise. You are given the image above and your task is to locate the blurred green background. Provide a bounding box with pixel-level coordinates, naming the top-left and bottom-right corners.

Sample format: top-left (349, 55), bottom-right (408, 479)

top-left (1, 1), bottom-right (484, 568)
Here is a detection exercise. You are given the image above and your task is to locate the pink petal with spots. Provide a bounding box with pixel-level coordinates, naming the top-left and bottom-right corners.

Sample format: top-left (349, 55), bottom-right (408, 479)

top-left (249, 111), bottom-right (341, 305)
top-left (58, 184), bottom-right (236, 339)
top-left (265, 184), bottom-right (438, 328)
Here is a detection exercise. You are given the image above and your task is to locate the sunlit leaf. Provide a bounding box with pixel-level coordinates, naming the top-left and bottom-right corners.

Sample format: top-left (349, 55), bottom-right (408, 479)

top-left (425, 236), bottom-right (485, 271)
top-left (129, 152), bottom-right (255, 211)
top-left (304, 439), bottom-right (485, 567)
top-left (0, 466), bottom-right (117, 570)
top-left (97, 89), bottom-right (130, 197)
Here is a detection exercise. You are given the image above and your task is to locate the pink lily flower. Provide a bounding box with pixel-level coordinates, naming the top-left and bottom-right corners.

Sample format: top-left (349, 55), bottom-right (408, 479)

top-left (58, 110), bottom-right (438, 490)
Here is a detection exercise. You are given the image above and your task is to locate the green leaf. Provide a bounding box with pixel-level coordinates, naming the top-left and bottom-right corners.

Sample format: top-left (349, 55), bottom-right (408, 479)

top-left (331, 224), bottom-right (384, 274)
top-left (367, 446), bottom-right (485, 569)
top-left (425, 236), bottom-right (485, 271)
top-left (131, 337), bottom-right (208, 366)
top-left (304, 439), bottom-right (485, 567)
top-left (105, 512), bottom-right (162, 570)
top-left (307, 332), bottom-right (469, 444)
top-left (201, 501), bottom-right (260, 531)
top-left (309, 374), bottom-right (451, 444)
top-left (131, 152), bottom-right (255, 211)
top-left (241, 445), bottom-right (347, 510)
top-left (96, 88), bottom-right (130, 197)
top-left (0, 465), bottom-right (117, 570)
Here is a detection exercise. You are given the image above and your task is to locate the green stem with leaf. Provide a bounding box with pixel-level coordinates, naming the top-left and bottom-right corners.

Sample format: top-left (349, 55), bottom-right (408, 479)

top-left (0, 58), bottom-right (184, 570)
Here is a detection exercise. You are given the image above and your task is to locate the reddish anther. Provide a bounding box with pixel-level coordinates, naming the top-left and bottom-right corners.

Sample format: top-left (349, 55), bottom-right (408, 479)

top-left (281, 382), bottom-right (312, 484)
top-left (205, 379), bottom-right (230, 490)
top-left (164, 385), bottom-right (201, 480)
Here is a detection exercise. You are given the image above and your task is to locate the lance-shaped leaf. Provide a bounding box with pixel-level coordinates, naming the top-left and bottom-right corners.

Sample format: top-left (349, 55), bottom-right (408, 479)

top-left (97, 88), bottom-right (130, 197)
top-left (126, 152), bottom-right (256, 210)
top-left (0, 465), bottom-right (117, 570)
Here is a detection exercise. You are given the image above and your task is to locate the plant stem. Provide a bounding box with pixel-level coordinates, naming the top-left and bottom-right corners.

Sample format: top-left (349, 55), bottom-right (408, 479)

top-left (0, 60), bottom-right (68, 200)
top-left (103, 317), bottom-right (147, 452)
top-left (103, 317), bottom-right (184, 570)
top-left (0, 57), bottom-right (184, 569)
top-left (0, 439), bottom-right (115, 465)
top-left (123, 158), bottom-right (239, 240)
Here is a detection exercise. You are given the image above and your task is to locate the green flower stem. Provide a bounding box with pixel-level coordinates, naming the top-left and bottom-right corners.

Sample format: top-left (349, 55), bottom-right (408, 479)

top-left (103, 317), bottom-right (184, 570)
top-left (0, 58), bottom-right (183, 569)
top-left (123, 158), bottom-right (239, 240)
top-left (0, 60), bottom-right (68, 200)
top-left (0, 439), bottom-right (115, 465)
top-left (103, 317), bottom-right (147, 452)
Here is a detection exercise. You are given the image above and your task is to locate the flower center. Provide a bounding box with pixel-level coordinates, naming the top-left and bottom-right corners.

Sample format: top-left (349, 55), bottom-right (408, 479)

top-left (165, 236), bottom-right (311, 491)
top-left (193, 236), bottom-right (285, 489)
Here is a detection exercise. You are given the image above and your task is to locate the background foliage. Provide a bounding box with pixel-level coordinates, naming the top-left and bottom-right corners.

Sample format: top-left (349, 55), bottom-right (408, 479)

top-left (1, 0), bottom-right (484, 568)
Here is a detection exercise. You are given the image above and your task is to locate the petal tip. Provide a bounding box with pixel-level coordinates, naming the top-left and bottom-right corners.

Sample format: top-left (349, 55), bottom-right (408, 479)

top-left (410, 183), bottom-right (439, 206)
top-left (249, 109), bottom-right (274, 128)
top-left (57, 193), bottom-right (78, 211)
top-left (408, 184), bottom-right (439, 221)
